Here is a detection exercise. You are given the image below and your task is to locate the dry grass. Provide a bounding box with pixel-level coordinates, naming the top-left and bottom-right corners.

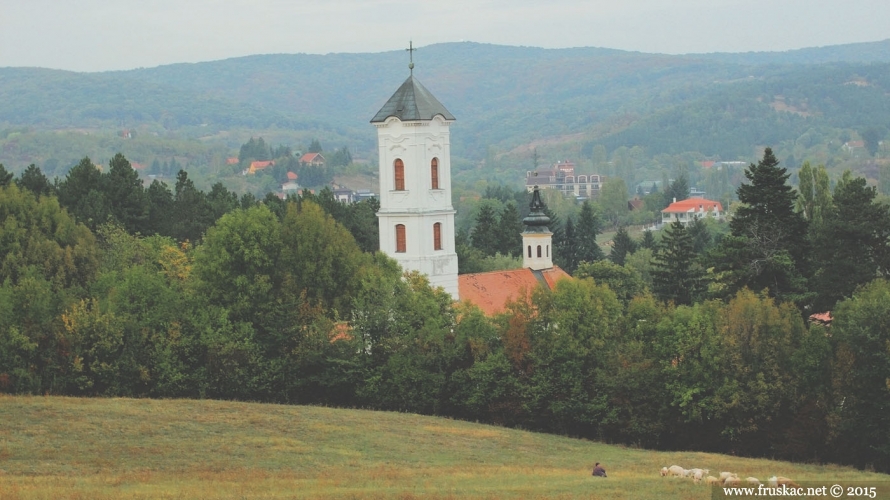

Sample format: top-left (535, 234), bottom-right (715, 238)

top-left (0, 395), bottom-right (886, 499)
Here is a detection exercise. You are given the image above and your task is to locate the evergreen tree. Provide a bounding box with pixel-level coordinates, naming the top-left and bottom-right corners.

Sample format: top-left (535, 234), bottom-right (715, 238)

top-left (574, 200), bottom-right (605, 266)
top-left (471, 203), bottom-right (500, 257)
top-left (562, 216), bottom-right (578, 272)
top-left (104, 153), bottom-right (149, 235)
top-left (544, 204), bottom-right (565, 267)
top-left (171, 170), bottom-right (214, 242)
top-left (16, 164), bottom-right (54, 198)
top-left (56, 157), bottom-right (110, 231)
top-left (652, 220), bottom-right (705, 306)
top-left (495, 201), bottom-right (523, 257)
top-left (711, 148), bottom-right (810, 305)
top-left (609, 226), bottom-right (637, 266)
top-left (640, 230), bottom-right (656, 250)
top-left (664, 174), bottom-right (690, 206)
top-left (308, 139), bottom-right (323, 153)
top-left (146, 180), bottom-right (174, 236)
top-left (0, 164), bottom-right (13, 187)
top-left (812, 172), bottom-right (890, 311)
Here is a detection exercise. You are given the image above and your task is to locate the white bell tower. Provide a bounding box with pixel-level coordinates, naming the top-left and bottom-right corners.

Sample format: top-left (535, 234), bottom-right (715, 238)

top-left (522, 186), bottom-right (554, 270)
top-left (371, 46), bottom-right (459, 299)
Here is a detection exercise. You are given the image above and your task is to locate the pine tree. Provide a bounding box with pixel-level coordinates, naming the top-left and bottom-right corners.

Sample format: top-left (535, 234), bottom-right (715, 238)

top-left (16, 164), bottom-right (54, 198)
top-left (494, 201), bottom-right (523, 257)
top-left (575, 200), bottom-right (605, 266)
top-left (562, 216), bottom-right (578, 272)
top-left (652, 220), bottom-right (705, 305)
top-left (640, 230), bottom-right (656, 250)
top-left (609, 225), bottom-right (637, 266)
top-left (711, 147), bottom-right (810, 305)
top-left (0, 164), bottom-right (13, 187)
top-left (471, 203), bottom-right (499, 257)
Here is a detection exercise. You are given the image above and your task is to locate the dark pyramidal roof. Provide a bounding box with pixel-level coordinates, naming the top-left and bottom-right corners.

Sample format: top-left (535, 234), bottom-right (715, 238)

top-left (371, 75), bottom-right (455, 123)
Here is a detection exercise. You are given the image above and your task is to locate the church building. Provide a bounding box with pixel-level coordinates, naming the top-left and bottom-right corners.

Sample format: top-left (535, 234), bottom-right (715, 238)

top-left (458, 186), bottom-right (571, 315)
top-left (371, 58), bottom-right (460, 299)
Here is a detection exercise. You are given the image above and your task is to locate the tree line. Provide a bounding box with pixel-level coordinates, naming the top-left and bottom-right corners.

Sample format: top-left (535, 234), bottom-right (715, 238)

top-left (1, 151), bottom-right (889, 472)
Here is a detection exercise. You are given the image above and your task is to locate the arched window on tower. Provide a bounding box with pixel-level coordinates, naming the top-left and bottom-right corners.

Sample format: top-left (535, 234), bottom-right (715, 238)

top-left (431, 157), bottom-right (439, 190)
top-left (537, 245), bottom-right (542, 258)
top-left (433, 222), bottom-right (442, 250)
top-left (527, 245), bottom-right (532, 258)
top-left (396, 224), bottom-right (406, 253)
top-left (394, 159), bottom-right (405, 191)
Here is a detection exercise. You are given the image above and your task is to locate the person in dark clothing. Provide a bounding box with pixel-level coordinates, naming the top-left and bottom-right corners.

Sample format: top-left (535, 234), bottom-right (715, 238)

top-left (592, 462), bottom-right (607, 477)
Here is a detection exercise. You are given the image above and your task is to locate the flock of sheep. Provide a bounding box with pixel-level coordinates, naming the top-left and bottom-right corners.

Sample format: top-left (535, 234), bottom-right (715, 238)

top-left (660, 465), bottom-right (799, 488)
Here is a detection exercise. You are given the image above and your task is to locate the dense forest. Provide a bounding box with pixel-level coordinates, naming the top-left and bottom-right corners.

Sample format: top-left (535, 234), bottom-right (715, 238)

top-left (3, 41), bottom-right (890, 191)
top-left (1, 150), bottom-right (889, 473)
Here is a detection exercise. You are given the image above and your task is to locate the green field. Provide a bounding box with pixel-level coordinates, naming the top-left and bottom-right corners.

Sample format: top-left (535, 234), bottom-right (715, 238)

top-left (0, 396), bottom-right (886, 499)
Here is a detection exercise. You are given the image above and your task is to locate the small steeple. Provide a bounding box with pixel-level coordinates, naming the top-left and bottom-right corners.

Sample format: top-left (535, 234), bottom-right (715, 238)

top-left (522, 186), bottom-right (553, 270)
top-left (523, 185), bottom-right (551, 232)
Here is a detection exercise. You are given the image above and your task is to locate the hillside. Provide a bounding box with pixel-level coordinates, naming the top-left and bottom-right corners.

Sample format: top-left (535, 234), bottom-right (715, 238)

top-left (2, 40), bottom-right (890, 177)
top-left (0, 396), bottom-right (887, 499)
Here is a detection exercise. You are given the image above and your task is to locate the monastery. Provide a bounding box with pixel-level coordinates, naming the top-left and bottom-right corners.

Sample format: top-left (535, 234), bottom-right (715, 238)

top-left (371, 51), bottom-right (569, 312)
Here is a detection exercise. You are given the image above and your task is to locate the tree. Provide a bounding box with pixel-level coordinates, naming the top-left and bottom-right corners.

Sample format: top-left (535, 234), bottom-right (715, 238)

top-left (652, 220), bottom-right (705, 306)
top-left (16, 164), bottom-right (54, 198)
top-left (495, 201), bottom-right (523, 257)
top-left (711, 148), bottom-right (810, 305)
top-left (471, 202), bottom-right (500, 257)
top-left (811, 173), bottom-right (890, 311)
top-left (599, 177), bottom-right (629, 226)
top-left (664, 174), bottom-right (690, 207)
top-left (308, 139), bottom-right (323, 153)
top-left (170, 170), bottom-right (214, 243)
top-left (104, 153), bottom-right (149, 235)
top-left (639, 230), bottom-right (656, 250)
top-left (574, 200), bottom-right (605, 267)
top-left (56, 157), bottom-right (110, 231)
top-left (860, 126), bottom-right (886, 157)
top-left (561, 216), bottom-right (578, 272)
top-left (0, 164), bottom-right (13, 187)
top-left (609, 226), bottom-right (637, 266)
top-left (830, 279), bottom-right (890, 471)
top-left (575, 259), bottom-right (645, 305)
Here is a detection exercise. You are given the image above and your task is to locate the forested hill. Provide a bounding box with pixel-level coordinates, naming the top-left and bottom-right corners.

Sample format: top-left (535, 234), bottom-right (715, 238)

top-left (2, 40), bottom-right (890, 164)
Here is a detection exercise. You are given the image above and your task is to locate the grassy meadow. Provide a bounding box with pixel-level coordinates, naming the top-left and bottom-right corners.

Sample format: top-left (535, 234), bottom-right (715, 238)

top-left (0, 395), bottom-right (887, 499)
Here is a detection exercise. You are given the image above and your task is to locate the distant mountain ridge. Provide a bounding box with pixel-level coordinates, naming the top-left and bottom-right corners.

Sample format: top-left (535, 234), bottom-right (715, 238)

top-left (2, 40), bottom-right (890, 166)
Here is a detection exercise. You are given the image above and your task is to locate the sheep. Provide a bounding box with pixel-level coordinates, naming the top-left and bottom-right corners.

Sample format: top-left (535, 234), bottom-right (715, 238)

top-left (705, 476), bottom-right (721, 485)
top-left (660, 467), bottom-right (669, 477)
top-left (667, 465), bottom-right (686, 477)
top-left (688, 469), bottom-right (710, 483)
top-left (724, 476), bottom-right (741, 487)
top-left (719, 471), bottom-right (736, 481)
top-left (746, 477), bottom-right (762, 486)
top-left (768, 476), bottom-right (800, 488)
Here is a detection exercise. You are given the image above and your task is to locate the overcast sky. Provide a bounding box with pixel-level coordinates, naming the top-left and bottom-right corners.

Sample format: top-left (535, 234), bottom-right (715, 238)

top-left (2, 0), bottom-right (888, 72)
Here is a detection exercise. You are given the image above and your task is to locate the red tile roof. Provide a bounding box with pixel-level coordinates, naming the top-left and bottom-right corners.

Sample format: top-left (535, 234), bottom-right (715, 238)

top-left (287, 171), bottom-right (298, 180)
top-left (663, 198), bottom-right (723, 213)
top-left (300, 152), bottom-right (324, 164)
top-left (458, 267), bottom-right (571, 316)
top-left (809, 311), bottom-right (832, 326)
top-left (226, 157), bottom-right (239, 165)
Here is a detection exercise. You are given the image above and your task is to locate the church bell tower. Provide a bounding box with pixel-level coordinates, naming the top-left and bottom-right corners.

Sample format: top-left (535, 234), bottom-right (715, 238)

top-left (371, 44), bottom-right (459, 299)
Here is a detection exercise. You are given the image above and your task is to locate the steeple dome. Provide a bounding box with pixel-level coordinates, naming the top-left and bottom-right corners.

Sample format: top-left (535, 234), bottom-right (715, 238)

top-left (522, 186), bottom-right (554, 270)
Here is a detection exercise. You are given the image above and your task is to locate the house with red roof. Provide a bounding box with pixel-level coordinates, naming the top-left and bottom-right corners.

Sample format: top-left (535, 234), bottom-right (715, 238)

top-left (300, 152), bottom-right (325, 166)
top-left (248, 160), bottom-right (275, 174)
top-left (662, 198), bottom-right (723, 226)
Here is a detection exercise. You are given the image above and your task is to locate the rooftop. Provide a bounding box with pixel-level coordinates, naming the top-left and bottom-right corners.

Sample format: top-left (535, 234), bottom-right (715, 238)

top-left (458, 267), bottom-right (570, 316)
top-left (371, 75), bottom-right (455, 123)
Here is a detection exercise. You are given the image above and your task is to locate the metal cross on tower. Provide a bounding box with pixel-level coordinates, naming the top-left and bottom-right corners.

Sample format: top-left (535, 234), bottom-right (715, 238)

top-left (406, 41), bottom-right (416, 75)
